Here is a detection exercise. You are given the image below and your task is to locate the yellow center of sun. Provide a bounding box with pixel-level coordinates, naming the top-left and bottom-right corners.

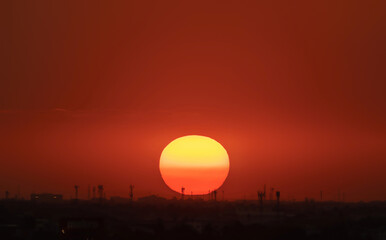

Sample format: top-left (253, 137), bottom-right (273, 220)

top-left (159, 135), bottom-right (230, 195)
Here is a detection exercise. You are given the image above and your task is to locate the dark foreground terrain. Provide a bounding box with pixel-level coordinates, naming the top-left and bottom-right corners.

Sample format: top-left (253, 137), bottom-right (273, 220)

top-left (1, 198), bottom-right (385, 240)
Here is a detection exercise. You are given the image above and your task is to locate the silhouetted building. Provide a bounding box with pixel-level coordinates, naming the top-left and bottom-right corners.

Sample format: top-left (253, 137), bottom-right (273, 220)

top-left (110, 196), bottom-right (130, 204)
top-left (1, 195), bottom-right (386, 239)
top-left (137, 195), bottom-right (167, 203)
top-left (31, 193), bottom-right (63, 202)
top-left (60, 217), bottom-right (104, 240)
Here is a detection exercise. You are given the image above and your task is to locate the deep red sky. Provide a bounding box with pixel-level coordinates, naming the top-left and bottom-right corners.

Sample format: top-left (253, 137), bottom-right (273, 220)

top-left (1, 0), bottom-right (385, 201)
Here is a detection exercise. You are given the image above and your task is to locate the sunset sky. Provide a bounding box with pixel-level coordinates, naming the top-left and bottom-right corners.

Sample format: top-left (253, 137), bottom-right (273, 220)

top-left (1, 0), bottom-right (385, 201)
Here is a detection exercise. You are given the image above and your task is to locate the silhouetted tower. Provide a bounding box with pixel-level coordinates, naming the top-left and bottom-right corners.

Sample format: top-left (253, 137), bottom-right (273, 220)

top-left (213, 190), bottom-right (217, 201)
top-left (222, 190), bottom-right (225, 201)
top-left (92, 186), bottom-right (96, 199)
top-left (129, 185), bottom-right (134, 201)
top-left (74, 185), bottom-right (79, 200)
top-left (276, 191), bottom-right (280, 208)
top-left (181, 187), bottom-right (185, 200)
top-left (88, 185), bottom-right (91, 200)
top-left (5, 190), bottom-right (9, 200)
top-left (264, 184), bottom-right (266, 200)
top-left (98, 185), bottom-right (104, 200)
top-left (258, 191), bottom-right (264, 211)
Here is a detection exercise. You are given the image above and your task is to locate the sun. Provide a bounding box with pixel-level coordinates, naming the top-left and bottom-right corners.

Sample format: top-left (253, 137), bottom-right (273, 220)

top-left (159, 135), bottom-right (230, 195)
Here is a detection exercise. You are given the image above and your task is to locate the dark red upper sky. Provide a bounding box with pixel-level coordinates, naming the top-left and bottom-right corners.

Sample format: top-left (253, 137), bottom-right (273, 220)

top-left (1, 0), bottom-right (385, 201)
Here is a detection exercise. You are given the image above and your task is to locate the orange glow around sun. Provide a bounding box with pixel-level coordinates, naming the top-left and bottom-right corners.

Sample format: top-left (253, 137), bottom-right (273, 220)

top-left (160, 135), bottom-right (230, 195)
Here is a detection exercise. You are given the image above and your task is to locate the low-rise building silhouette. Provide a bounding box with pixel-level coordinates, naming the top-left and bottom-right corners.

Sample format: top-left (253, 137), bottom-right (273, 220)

top-left (31, 193), bottom-right (63, 202)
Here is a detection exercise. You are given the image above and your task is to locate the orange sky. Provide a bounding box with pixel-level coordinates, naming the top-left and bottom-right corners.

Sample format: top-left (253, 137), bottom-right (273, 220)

top-left (1, 0), bottom-right (385, 201)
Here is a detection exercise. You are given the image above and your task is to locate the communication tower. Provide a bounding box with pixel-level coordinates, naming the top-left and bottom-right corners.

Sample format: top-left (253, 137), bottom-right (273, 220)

top-left (181, 187), bottom-right (185, 200)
